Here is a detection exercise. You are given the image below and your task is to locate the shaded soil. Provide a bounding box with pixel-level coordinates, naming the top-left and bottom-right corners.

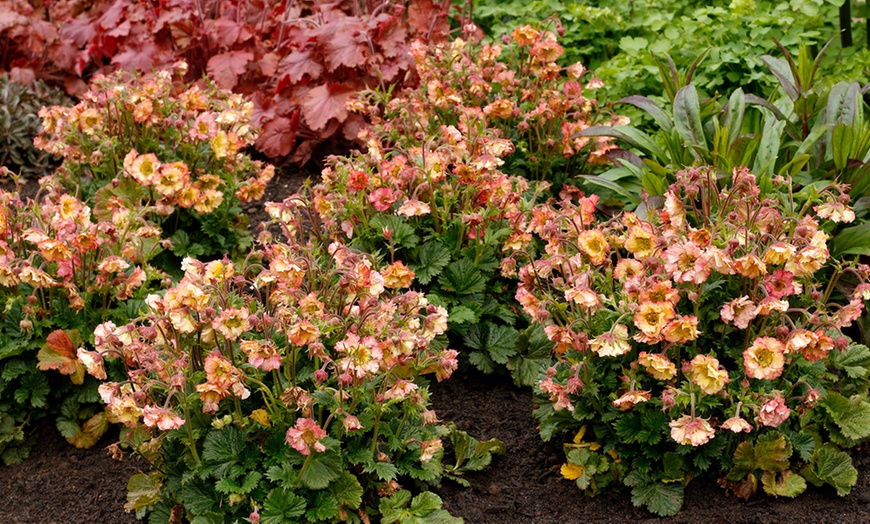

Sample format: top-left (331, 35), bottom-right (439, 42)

top-left (2, 167), bottom-right (870, 523)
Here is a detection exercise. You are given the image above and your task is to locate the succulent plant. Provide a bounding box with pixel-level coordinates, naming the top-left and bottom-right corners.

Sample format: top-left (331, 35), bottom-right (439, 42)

top-left (0, 75), bottom-right (70, 178)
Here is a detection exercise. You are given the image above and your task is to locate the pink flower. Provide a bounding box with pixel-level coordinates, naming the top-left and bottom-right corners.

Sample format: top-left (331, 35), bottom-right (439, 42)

top-left (720, 296), bottom-right (758, 329)
top-left (757, 396), bottom-right (791, 428)
top-left (335, 333), bottom-right (382, 378)
top-left (142, 406), bottom-right (186, 431)
top-left (240, 340), bottom-right (282, 371)
top-left (743, 337), bottom-right (786, 380)
top-left (669, 415), bottom-right (715, 446)
top-left (664, 241), bottom-right (710, 284)
top-left (286, 418), bottom-right (327, 456)
top-left (368, 187), bottom-right (398, 212)
top-left (762, 269), bottom-right (797, 298)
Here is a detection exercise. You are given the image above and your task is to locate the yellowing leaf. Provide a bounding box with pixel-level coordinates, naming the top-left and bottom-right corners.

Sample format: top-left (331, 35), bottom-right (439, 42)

top-left (250, 409), bottom-right (271, 427)
top-left (37, 329), bottom-right (85, 385)
top-left (573, 426), bottom-right (587, 444)
top-left (561, 463), bottom-right (585, 480)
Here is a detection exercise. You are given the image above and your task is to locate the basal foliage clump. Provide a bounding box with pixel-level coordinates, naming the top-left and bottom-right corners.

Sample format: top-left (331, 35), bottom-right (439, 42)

top-left (516, 167), bottom-right (870, 515)
top-left (298, 24), bottom-right (623, 385)
top-left (33, 62), bottom-right (275, 263)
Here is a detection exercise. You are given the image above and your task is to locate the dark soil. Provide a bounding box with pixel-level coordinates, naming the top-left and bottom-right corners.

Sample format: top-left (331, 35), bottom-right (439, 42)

top-left (2, 167), bottom-right (870, 523)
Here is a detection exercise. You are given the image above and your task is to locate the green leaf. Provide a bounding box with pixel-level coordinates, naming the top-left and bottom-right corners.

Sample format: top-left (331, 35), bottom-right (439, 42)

top-left (446, 422), bottom-right (506, 474)
top-left (463, 323), bottom-right (517, 365)
top-left (299, 451), bottom-right (342, 490)
top-left (124, 472), bottom-right (163, 513)
top-left (370, 216), bottom-right (420, 249)
top-left (380, 490), bottom-right (462, 524)
top-left (202, 426), bottom-right (251, 479)
top-left (833, 344), bottom-right (870, 379)
top-left (215, 470), bottom-right (262, 495)
top-left (618, 95), bottom-right (673, 132)
top-left (760, 55), bottom-right (800, 101)
top-left (673, 85), bottom-right (706, 152)
top-left (179, 478), bottom-right (216, 515)
top-left (306, 491), bottom-right (340, 521)
top-left (262, 489), bottom-right (306, 523)
top-left (363, 460), bottom-right (399, 482)
top-left (577, 125), bottom-right (666, 161)
top-left (437, 259), bottom-right (486, 295)
top-left (507, 323), bottom-right (553, 387)
top-left (724, 88), bottom-right (746, 148)
top-left (811, 445), bottom-right (857, 496)
top-left (448, 305), bottom-right (477, 325)
top-left (413, 241), bottom-right (452, 285)
top-left (629, 480), bottom-right (684, 517)
top-left (832, 224), bottom-right (870, 257)
top-left (822, 393), bottom-right (870, 440)
top-left (761, 470), bottom-right (807, 498)
top-left (329, 471), bottom-right (363, 510)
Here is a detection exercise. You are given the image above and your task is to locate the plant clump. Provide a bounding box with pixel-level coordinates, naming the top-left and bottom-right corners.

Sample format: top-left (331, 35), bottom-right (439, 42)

top-left (515, 166), bottom-right (870, 515)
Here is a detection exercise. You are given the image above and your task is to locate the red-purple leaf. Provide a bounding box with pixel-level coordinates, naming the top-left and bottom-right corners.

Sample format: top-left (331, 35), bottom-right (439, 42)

top-left (205, 18), bottom-right (253, 48)
top-left (112, 42), bottom-right (161, 71)
top-left (207, 51), bottom-right (254, 89)
top-left (277, 49), bottom-right (323, 83)
top-left (255, 115), bottom-right (298, 158)
top-left (59, 15), bottom-right (96, 47)
top-left (97, 0), bottom-right (127, 30)
top-left (315, 19), bottom-right (370, 71)
top-left (301, 83), bottom-right (354, 131)
top-left (374, 13), bottom-right (408, 59)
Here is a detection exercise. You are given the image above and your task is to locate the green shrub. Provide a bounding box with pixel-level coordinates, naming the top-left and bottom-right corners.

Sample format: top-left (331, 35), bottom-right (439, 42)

top-left (0, 75), bottom-right (70, 178)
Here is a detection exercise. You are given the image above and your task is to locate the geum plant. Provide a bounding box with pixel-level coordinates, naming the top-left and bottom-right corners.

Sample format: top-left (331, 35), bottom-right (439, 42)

top-left (0, 177), bottom-right (164, 463)
top-left (33, 62), bottom-right (274, 264)
top-left (511, 166), bottom-right (870, 516)
top-left (86, 202), bottom-right (500, 523)
top-left (299, 23), bottom-right (622, 385)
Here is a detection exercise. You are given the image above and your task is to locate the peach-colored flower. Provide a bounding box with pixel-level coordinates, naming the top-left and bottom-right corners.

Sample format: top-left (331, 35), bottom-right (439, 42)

top-left (625, 226), bottom-right (657, 260)
top-left (664, 241), bottom-right (710, 284)
top-left (638, 351), bottom-right (677, 380)
top-left (336, 333), bottom-right (382, 378)
top-left (382, 261), bottom-right (415, 289)
top-left (689, 354), bottom-right (729, 394)
top-left (785, 246), bottom-right (828, 276)
top-left (815, 202), bottom-right (855, 223)
top-left (127, 152), bottom-right (161, 186)
top-left (512, 25), bottom-right (539, 46)
top-left (240, 340), bottom-right (282, 371)
top-left (212, 307), bottom-right (250, 341)
top-left (396, 199), bottom-right (431, 217)
top-left (763, 242), bottom-right (797, 265)
top-left (77, 348), bottom-right (107, 380)
top-left (633, 301), bottom-right (675, 338)
top-left (743, 337), bottom-right (786, 380)
top-left (614, 259), bottom-right (644, 281)
top-left (154, 161), bottom-right (190, 196)
top-left (288, 320), bottom-right (320, 346)
top-left (732, 254), bottom-right (767, 278)
top-left (590, 324), bottom-right (631, 357)
top-left (662, 315), bottom-right (701, 344)
top-left (578, 229), bottom-right (609, 266)
top-left (721, 416), bottom-right (752, 433)
top-left (612, 390), bottom-right (651, 410)
top-left (669, 415), bottom-right (715, 446)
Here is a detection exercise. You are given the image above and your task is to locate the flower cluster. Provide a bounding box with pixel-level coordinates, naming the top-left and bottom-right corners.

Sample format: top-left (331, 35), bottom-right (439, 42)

top-left (86, 215), bottom-right (460, 519)
top-left (33, 62), bottom-right (274, 259)
top-left (515, 166), bottom-right (870, 511)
